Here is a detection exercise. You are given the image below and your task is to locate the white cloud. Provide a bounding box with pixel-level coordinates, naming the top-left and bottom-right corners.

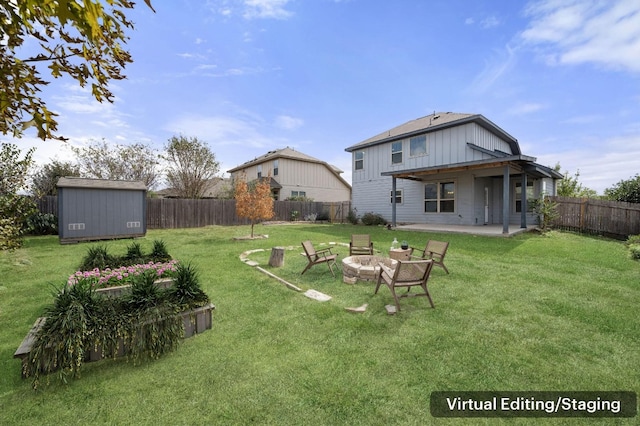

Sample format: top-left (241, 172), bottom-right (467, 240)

top-left (521, 0), bottom-right (640, 73)
top-left (468, 45), bottom-right (517, 94)
top-left (533, 133), bottom-right (640, 194)
top-left (243, 0), bottom-right (293, 20)
top-left (274, 115), bottom-right (303, 130)
top-left (480, 16), bottom-right (501, 29)
top-left (507, 102), bottom-right (546, 115)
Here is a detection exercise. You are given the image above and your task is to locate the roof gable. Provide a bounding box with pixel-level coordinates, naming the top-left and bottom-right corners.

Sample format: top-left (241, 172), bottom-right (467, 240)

top-left (345, 112), bottom-right (521, 155)
top-left (228, 147), bottom-right (342, 172)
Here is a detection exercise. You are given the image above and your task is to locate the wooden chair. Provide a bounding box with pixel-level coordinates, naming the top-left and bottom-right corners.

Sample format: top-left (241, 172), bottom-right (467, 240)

top-left (301, 241), bottom-right (338, 277)
top-left (349, 234), bottom-right (373, 256)
top-left (375, 259), bottom-right (435, 311)
top-left (411, 240), bottom-right (450, 274)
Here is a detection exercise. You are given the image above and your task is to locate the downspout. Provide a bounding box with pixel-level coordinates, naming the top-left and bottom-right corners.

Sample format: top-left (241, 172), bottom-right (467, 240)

top-left (503, 165), bottom-right (510, 234)
top-left (392, 176), bottom-right (397, 227)
top-left (521, 173), bottom-right (527, 229)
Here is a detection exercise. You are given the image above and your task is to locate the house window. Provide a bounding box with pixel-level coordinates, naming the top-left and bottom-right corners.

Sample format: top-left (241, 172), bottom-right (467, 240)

top-left (515, 180), bottom-right (535, 213)
top-left (424, 181), bottom-right (455, 213)
top-left (409, 135), bottom-right (427, 157)
top-left (390, 189), bottom-right (403, 204)
top-left (391, 141), bottom-right (403, 164)
top-left (291, 190), bottom-right (306, 197)
top-left (257, 164), bottom-right (262, 179)
top-left (273, 160), bottom-right (278, 176)
top-left (355, 151), bottom-right (364, 170)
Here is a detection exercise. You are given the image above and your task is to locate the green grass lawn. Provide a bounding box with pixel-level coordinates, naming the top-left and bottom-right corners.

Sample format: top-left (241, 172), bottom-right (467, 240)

top-left (0, 224), bottom-right (638, 425)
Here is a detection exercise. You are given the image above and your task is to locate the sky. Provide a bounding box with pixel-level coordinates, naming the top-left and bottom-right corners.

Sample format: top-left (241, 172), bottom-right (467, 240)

top-left (9, 0), bottom-right (640, 194)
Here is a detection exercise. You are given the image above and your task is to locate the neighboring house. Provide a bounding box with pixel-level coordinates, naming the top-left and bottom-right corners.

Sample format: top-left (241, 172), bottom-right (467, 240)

top-left (345, 112), bottom-right (563, 232)
top-left (227, 147), bottom-right (352, 202)
top-left (155, 177), bottom-right (231, 199)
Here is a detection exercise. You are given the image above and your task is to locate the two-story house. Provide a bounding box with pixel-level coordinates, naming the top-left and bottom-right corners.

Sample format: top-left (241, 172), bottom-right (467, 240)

top-left (227, 147), bottom-right (352, 202)
top-left (345, 112), bottom-right (562, 233)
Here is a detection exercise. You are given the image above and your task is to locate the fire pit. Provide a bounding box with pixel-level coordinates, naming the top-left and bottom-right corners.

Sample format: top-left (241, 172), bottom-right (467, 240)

top-left (342, 255), bottom-right (397, 284)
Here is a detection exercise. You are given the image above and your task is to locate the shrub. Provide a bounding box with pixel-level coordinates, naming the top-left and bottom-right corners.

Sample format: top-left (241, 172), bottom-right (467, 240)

top-left (150, 239), bottom-right (172, 262)
top-left (361, 212), bottom-right (386, 226)
top-left (123, 242), bottom-right (145, 266)
top-left (629, 245), bottom-right (640, 260)
top-left (304, 213), bottom-right (317, 222)
top-left (168, 262), bottom-right (210, 310)
top-left (78, 245), bottom-right (115, 271)
top-left (316, 210), bottom-right (330, 221)
top-left (347, 209), bottom-right (359, 225)
top-left (26, 212), bottom-right (58, 235)
top-left (625, 234), bottom-right (640, 247)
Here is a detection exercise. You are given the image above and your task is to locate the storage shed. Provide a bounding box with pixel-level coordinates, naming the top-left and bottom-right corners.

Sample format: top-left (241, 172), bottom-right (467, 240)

top-left (57, 177), bottom-right (147, 243)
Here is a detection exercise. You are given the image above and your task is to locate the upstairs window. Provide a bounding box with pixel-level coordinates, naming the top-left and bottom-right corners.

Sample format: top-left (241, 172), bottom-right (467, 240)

top-left (257, 164), bottom-right (262, 179)
top-left (424, 181), bottom-right (455, 213)
top-left (355, 151), bottom-right (364, 170)
top-left (391, 141), bottom-right (403, 164)
top-left (410, 135), bottom-right (427, 157)
top-left (273, 159), bottom-right (278, 176)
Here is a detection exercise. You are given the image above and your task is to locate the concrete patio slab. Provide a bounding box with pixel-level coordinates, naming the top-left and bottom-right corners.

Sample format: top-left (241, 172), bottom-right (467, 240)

top-left (394, 224), bottom-right (538, 237)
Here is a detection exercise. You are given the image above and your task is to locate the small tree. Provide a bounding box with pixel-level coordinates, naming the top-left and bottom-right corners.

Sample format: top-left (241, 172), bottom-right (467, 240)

top-left (604, 174), bottom-right (640, 204)
top-left (555, 165), bottom-right (598, 198)
top-left (234, 174), bottom-right (274, 238)
top-left (30, 160), bottom-right (81, 197)
top-left (0, 143), bottom-right (37, 250)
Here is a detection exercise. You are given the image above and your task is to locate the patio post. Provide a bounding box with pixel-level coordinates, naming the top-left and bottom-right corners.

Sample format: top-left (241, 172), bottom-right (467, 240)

top-left (392, 176), bottom-right (397, 227)
top-left (521, 173), bottom-right (528, 229)
top-left (503, 165), bottom-right (510, 234)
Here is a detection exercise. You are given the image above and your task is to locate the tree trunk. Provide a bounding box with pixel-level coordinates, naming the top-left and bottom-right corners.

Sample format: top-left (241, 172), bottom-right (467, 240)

top-left (268, 247), bottom-right (285, 267)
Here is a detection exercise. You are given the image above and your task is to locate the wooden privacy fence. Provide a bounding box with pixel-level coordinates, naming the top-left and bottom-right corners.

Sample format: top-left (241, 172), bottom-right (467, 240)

top-left (35, 197), bottom-right (351, 229)
top-left (547, 196), bottom-right (640, 239)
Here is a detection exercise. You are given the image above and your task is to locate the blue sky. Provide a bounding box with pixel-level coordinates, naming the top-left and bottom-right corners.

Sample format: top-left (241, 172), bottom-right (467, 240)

top-left (13, 0), bottom-right (640, 194)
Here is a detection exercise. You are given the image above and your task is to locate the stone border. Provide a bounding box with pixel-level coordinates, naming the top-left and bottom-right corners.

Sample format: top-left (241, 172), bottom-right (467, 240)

top-left (239, 243), bottom-right (349, 302)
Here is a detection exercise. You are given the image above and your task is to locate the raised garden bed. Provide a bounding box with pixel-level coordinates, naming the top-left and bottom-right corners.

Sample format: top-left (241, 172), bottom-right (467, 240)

top-left (14, 242), bottom-right (213, 387)
top-left (14, 302), bottom-right (215, 377)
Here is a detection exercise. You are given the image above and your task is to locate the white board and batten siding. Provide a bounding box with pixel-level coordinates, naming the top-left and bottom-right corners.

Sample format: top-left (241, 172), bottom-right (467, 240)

top-left (229, 154), bottom-right (351, 202)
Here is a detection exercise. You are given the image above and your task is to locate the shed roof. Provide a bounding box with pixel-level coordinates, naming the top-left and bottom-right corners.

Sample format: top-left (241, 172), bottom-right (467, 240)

top-left (57, 177), bottom-right (147, 191)
top-left (345, 112), bottom-right (521, 155)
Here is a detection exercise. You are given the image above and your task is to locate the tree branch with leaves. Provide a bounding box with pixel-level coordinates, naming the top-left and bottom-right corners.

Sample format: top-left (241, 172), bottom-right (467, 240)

top-left (0, 0), bottom-right (154, 141)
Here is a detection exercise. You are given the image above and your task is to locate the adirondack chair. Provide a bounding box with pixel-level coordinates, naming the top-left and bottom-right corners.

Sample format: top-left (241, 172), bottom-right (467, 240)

top-left (375, 259), bottom-right (435, 311)
top-left (349, 234), bottom-right (373, 256)
top-left (411, 240), bottom-right (450, 274)
top-left (301, 241), bottom-right (338, 277)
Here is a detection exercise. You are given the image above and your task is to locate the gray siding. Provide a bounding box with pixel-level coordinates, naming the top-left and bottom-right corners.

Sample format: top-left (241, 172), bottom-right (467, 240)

top-left (58, 187), bottom-right (146, 242)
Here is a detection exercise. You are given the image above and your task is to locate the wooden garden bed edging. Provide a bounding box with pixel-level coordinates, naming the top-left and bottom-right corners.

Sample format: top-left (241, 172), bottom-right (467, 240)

top-left (13, 303), bottom-right (215, 378)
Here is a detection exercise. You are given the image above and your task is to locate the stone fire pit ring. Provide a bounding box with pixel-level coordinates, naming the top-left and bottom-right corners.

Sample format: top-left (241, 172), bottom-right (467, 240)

top-left (342, 255), bottom-right (397, 284)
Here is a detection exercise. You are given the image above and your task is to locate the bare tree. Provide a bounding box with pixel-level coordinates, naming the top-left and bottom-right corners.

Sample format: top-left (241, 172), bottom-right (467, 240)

top-left (71, 139), bottom-right (160, 189)
top-left (163, 136), bottom-right (220, 198)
